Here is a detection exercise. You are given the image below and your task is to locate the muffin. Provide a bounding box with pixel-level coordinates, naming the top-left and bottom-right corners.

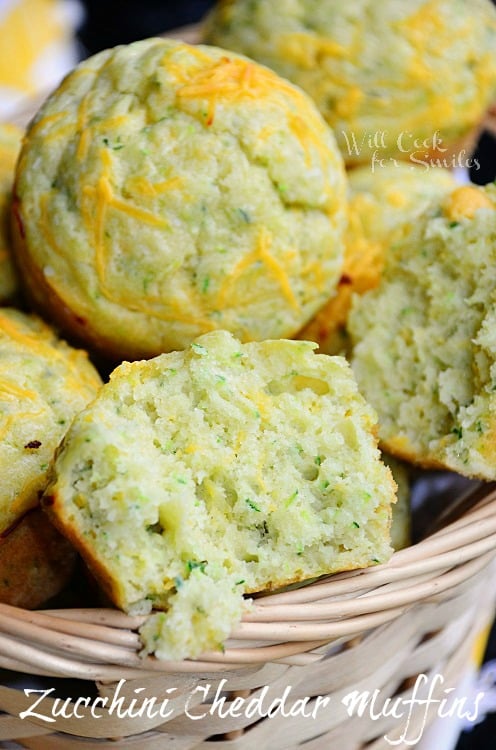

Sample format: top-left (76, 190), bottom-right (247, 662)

top-left (13, 37), bottom-right (347, 360)
top-left (204, 0), bottom-right (496, 166)
top-left (349, 184), bottom-right (496, 478)
top-left (0, 123), bottom-right (21, 304)
top-left (0, 308), bottom-right (102, 607)
top-left (298, 163), bottom-right (456, 354)
top-left (43, 330), bottom-right (396, 660)
top-left (0, 508), bottom-right (76, 609)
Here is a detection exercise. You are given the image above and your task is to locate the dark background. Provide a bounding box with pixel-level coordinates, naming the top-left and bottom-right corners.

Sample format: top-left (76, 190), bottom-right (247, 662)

top-left (77, 2), bottom-right (496, 748)
top-left (77, 0), bottom-right (216, 53)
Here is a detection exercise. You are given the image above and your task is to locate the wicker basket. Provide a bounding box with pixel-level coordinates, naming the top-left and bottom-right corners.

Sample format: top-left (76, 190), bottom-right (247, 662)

top-left (3, 22), bottom-right (496, 750)
top-left (0, 480), bottom-right (494, 749)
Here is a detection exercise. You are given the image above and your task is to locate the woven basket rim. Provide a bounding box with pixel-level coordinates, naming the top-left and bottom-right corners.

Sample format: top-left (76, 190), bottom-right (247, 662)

top-left (0, 480), bottom-right (494, 680)
top-left (3, 21), bottom-right (496, 685)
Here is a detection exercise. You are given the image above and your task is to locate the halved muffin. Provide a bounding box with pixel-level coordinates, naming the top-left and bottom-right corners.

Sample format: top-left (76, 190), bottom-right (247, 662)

top-left (298, 163), bottom-right (455, 354)
top-left (44, 330), bottom-right (396, 659)
top-left (349, 184), bottom-right (496, 478)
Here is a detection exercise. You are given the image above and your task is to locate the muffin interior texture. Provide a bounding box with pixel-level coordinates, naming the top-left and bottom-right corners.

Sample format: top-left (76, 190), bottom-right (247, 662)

top-left (297, 163), bottom-right (456, 355)
top-left (349, 184), bottom-right (496, 478)
top-left (46, 330), bottom-right (395, 659)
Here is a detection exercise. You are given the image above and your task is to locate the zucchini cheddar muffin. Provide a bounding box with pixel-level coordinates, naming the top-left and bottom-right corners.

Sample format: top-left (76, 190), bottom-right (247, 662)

top-left (205, 0), bottom-right (496, 166)
top-left (44, 330), bottom-right (396, 660)
top-left (0, 308), bottom-right (102, 607)
top-left (0, 123), bottom-right (21, 304)
top-left (298, 163), bottom-right (456, 354)
top-left (349, 184), bottom-right (496, 478)
top-left (13, 37), bottom-right (347, 360)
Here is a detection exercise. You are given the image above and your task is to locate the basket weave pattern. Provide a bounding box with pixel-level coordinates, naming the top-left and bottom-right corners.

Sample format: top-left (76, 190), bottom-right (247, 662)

top-left (0, 483), bottom-right (494, 749)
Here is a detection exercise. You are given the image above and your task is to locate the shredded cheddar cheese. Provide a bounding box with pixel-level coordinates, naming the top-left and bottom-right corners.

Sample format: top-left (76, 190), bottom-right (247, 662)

top-left (0, 309), bottom-right (101, 533)
top-left (16, 37), bottom-right (346, 358)
top-left (444, 186), bottom-right (495, 222)
top-left (205, 0), bottom-right (496, 165)
top-left (217, 229), bottom-right (300, 313)
top-left (276, 32), bottom-right (349, 68)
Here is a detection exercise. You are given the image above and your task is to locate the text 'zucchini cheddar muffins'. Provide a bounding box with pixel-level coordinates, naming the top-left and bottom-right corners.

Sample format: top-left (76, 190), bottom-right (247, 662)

top-left (13, 37), bottom-right (347, 360)
top-left (0, 308), bottom-right (102, 607)
top-left (298, 163), bottom-right (456, 355)
top-left (349, 184), bottom-right (496, 479)
top-left (43, 330), bottom-right (396, 660)
top-left (205, 0), bottom-right (496, 166)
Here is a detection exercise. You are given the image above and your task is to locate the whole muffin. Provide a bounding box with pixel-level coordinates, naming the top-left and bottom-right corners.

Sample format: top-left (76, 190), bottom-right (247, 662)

top-left (13, 37), bottom-right (346, 360)
top-left (0, 123), bottom-right (21, 303)
top-left (204, 0), bottom-right (496, 166)
top-left (298, 163), bottom-right (456, 354)
top-left (44, 330), bottom-right (396, 660)
top-left (0, 308), bottom-right (102, 607)
top-left (349, 184), bottom-right (496, 478)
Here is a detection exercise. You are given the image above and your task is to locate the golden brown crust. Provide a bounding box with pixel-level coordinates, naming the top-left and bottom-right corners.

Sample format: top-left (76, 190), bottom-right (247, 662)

top-left (42, 489), bottom-right (125, 609)
top-left (381, 445), bottom-right (446, 470)
top-left (0, 508), bottom-right (76, 608)
top-left (379, 440), bottom-right (466, 473)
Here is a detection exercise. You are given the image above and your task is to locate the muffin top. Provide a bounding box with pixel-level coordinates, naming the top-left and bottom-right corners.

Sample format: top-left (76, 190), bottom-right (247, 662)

top-left (14, 37), bottom-right (346, 359)
top-left (298, 163), bottom-right (456, 354)
top-left (346, 163), bottom-right (456, 234)
top-left (44, 329), bottom-right (395, 659)
top-left (0, 123), bottom-right (21, 303)
top-left (349, 184), bottom-right (496, 478)
top-left (205, 0), bottom-right (496, 164)
top-left (0, 308), bottom-right (101, 534)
